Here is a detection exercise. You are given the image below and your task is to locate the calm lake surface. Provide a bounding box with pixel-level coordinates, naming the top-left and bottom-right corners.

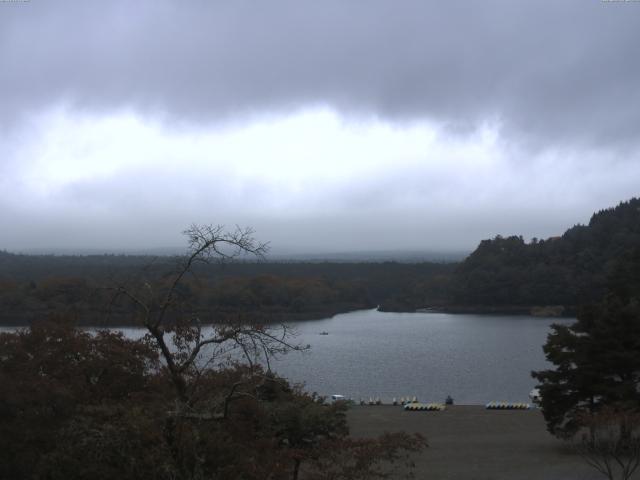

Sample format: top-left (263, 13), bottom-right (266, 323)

top-left (1, 309), bottom-right (573, 405)
top-left (269, 309), bottom-right (572, 405)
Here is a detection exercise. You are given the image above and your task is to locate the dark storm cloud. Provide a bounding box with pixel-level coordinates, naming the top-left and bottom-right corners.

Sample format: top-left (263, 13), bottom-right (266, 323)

top-left (1, 0), bottom-right (639, 150)
top-left (1, 0), bottom-right (639, 254)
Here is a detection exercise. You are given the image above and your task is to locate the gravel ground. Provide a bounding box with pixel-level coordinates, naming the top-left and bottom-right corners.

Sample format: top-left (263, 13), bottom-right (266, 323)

top-left (347, 405), bottom-right (627, 480)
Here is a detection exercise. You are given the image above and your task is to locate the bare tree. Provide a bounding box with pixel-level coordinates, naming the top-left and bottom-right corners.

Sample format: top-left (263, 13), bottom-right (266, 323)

top-left (575, 408), bottom-right (640, 480)
top-left (33, 224), bottom-right (426, 480)
top-left (110, 224), bottom-right (307, 407)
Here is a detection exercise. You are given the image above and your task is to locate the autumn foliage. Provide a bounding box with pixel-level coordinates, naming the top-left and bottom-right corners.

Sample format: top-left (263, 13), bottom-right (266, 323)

top-left (0, 225), bottom-right (425, 479)
top-left (0, 320), bottom-right (425, 480)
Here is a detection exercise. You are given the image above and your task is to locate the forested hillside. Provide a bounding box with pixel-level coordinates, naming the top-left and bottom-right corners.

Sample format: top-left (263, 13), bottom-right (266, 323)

top-left (450, 197), bottom-right (640, 311)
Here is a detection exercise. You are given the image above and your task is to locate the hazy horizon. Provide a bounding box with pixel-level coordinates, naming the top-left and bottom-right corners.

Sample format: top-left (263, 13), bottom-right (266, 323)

top-left (7, 244), bottom-right (469, 262)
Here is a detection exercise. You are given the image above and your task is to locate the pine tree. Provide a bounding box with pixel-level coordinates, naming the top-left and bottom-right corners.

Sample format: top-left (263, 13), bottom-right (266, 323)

top-left (532, 250), bottom-right (640, 438)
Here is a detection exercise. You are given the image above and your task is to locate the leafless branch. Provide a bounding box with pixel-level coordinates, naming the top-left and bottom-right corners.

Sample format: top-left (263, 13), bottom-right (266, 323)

top-left (102, 224), bottom-right (303, 406)
top-left (575, 408), bottom-right (640, 480)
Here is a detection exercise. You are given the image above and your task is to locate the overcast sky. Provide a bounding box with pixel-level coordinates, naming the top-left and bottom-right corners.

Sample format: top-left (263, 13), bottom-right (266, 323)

top-left (1, 0), bottom-right (639, 255)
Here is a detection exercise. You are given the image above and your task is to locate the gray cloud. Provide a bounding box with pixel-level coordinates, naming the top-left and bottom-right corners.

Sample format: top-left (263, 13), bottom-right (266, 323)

top-left (1, 0), bottom-right (639, 151)
top-left (1, 1), bottom-right (640, 254)
top-left (3, 141), bottom-right (638, 253)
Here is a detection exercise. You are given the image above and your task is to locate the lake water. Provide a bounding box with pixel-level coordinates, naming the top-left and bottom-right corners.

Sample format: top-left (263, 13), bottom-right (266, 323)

top-left (1, 309), bottom-right (573, 405)
top-left (269, 309), bottom-right (572, 405)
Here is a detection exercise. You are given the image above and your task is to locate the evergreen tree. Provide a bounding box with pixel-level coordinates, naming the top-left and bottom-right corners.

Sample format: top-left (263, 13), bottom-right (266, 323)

top-left (532, 250), bottom-right (640, 437)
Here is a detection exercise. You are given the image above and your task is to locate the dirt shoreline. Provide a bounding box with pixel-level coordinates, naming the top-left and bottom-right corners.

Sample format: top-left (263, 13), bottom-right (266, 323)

top-left (347, 405), bottom-right (615, 480)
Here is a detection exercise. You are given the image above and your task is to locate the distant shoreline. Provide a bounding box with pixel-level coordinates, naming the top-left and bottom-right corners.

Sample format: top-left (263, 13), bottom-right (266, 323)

top-left (0, 303), bottom-right (373, 328)
top-left (0, 304), bottom-right (576, 329)
top-left (378, 304), bottom-right (577, 317)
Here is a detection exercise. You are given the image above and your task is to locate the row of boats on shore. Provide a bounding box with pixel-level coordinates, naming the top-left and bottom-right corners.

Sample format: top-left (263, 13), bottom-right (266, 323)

top-left (329, 389), bottom-right (542, 409)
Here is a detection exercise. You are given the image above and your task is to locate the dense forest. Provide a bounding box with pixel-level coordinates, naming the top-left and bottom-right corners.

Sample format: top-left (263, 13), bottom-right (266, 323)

top-left (449, 197), bottom-right (640, 314)
top-left (0, 197), bottom-right (638, 325)
top-left (0, 252), bottom-right (453, 326)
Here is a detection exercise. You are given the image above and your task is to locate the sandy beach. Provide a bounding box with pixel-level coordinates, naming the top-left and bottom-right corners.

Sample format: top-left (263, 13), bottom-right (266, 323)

top-left (347, 405), bottom-right (621, 480)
